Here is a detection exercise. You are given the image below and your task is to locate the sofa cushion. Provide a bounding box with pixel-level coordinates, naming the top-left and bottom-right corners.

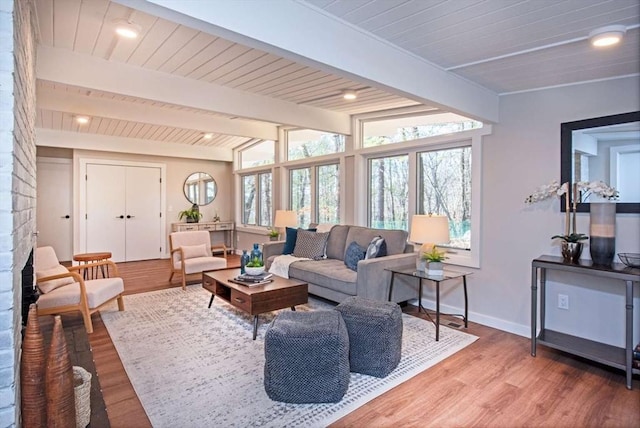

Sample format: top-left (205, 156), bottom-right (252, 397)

top-left (289, 259), bottom-right (357, 295)
top-left (283, 227), bottom-right (318, 255)
top-left (325, 225), bottom-right (351, 261)
top-left (344, 227), bottom-right (407, 258)
top-left (293, 230), bottom-right (329, 260)
top-left (344, 241), bottom-right (366, 271)
top-left (365, 236), bottom-right (387, 259)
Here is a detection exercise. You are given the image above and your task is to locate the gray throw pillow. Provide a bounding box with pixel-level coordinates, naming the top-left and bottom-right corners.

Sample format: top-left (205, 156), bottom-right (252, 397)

top-left (365, 236), bottom-right (387, 259)
top-left (293, 230), bottom-right (329, 260)
top-left (344, 241), bottom-right (366, 271)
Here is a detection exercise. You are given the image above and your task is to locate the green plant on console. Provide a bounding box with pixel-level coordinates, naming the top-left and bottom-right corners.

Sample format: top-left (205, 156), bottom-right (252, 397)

top-left (178, 208), bottom-right (202, 223)
top-left (551, 232), bottom-right (588, 243)
top-left (421, 246), bottom-right (447, 263)
top-left (267, 229), bottom-right (279, 238)
top-left (246, 256), bottom-right (264, 268)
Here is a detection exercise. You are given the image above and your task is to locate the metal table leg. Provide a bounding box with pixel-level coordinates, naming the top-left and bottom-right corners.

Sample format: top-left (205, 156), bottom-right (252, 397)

top-left (253, 315), bottom-right (259, 340)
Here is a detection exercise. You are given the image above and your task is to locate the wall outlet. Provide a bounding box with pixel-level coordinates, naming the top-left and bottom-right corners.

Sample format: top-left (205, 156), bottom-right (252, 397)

top-left (558, 294), bottom-right (569, 310)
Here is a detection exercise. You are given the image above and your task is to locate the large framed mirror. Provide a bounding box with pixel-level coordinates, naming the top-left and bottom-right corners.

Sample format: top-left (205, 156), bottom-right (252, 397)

top-left (184, 172), bottom-right (217, 205)
top-left (561, 111), bottom-right (640, 214)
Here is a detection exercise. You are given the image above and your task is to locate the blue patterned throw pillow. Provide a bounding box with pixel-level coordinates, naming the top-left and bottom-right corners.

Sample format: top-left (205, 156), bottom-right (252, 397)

top-left (365, 236), bottom-right (387, 259)
top-left (344, 241), bottom-right (366, 271)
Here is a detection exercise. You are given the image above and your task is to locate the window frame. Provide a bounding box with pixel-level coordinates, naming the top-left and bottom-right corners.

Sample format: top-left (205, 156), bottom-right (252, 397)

top-left (288, 161), bottom-right (341, 227)
top-left (240, 170), bottom-right (273, 227)
top-left (358, 127), bottom-right (488, 268)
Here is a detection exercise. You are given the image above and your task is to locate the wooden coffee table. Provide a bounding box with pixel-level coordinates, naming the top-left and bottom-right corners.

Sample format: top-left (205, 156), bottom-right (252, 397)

top-left (202, 269), bottom-right (308, 340)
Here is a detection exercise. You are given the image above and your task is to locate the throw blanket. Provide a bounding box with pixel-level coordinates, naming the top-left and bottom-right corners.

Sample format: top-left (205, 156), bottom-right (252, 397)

top-left (268, 254), bottom-right (309, 279)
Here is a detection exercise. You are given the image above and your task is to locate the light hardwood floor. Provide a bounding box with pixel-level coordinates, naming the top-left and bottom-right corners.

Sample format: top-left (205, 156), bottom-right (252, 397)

top-left (87, 258), bottom-right (639, 427)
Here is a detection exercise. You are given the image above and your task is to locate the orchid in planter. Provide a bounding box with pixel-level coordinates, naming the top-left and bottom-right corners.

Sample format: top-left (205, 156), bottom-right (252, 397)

top-left (525, 180), bottom-right (618, 242)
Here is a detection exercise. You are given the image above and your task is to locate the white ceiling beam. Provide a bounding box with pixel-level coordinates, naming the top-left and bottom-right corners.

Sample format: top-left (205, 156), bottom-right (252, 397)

top-left (36, 45), bottom-right (352, 135)
top-left (36, 86), bottom-right (279, 141)
top-left (36, 128), bottom-right (233, 161)
top-left (126, 0), bottom-right (499, 123)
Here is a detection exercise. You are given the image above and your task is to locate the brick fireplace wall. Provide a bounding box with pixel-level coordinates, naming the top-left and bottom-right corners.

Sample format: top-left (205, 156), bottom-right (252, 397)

top-left (0, 0), bottom-right (38, 425)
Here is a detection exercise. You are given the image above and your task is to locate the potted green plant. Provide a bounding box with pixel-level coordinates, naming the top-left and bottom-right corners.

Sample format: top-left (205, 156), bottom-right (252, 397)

top-left (245, 256), bottom-right (265, 275)
top-left (421, 246), bottom-right (447, 276)
top-left (178, 208), bottom-right (203, 223)
top-left (267, 228), bottom-right (279, 241)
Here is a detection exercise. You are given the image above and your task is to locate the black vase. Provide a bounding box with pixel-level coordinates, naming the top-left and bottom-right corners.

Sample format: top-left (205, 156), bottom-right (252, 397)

top-left (589, 203), bottom-right (616, 265)
top-left (561, 241), bottom-right (583, 263)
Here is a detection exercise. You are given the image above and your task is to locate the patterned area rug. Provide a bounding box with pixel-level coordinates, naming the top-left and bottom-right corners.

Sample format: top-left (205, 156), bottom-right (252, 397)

top-left (101, 285), bottom-right (478, 427)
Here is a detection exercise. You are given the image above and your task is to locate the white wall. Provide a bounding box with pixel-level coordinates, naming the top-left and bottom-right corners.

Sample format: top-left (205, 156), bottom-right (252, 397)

top-left (466, 76), bottom-right (640, 345)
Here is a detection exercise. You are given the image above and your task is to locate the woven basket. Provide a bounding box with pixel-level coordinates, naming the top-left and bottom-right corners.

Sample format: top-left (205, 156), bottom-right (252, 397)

top-left (73, 366), bottom-right (92, 428)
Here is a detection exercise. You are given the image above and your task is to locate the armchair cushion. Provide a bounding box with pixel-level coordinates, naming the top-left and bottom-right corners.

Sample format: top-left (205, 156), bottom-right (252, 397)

top-left (36, 264), bottom-right (75, 294)
top-left (181, 244), bottom-right (209, 259)
top-left (174, 257), bottom-right (226, 275)
top-left (37, 277), bottom-right (124, 309)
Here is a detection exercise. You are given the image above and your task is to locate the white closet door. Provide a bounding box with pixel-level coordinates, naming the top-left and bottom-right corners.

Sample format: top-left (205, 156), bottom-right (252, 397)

top-left (124, 166), bottom-right (162, 261)
top-left (86, 164), bottom-right (127, 261)
top-left (36, 158), bottom-right (73, 261)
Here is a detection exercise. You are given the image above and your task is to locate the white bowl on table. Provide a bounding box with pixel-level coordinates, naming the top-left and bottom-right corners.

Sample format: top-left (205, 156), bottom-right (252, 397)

top-left (245, 266), bottom-right (265, 276)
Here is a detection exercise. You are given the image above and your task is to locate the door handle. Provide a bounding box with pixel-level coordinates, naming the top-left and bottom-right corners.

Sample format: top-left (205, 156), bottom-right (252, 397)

top-left (126, 215), bottom-right (135, 219)
top-left (61, 215), bottom-right (70, 219)
top-left (116, 215), bottom-right (124, 219)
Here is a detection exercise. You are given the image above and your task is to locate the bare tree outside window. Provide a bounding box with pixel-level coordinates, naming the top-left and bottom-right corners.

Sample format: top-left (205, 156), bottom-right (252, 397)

top-left (242, 175), bottom-right (256, 224)
top-left (317, 164), bottom-right (340, 224)
top-left (418, 147), bottom-right (472, 249)
top-left (369, 155), bottom-right (409, 230)
top-left (291, 168), bottom-right (311, 227)
top-left (242, 172), bottom-right (272, 226)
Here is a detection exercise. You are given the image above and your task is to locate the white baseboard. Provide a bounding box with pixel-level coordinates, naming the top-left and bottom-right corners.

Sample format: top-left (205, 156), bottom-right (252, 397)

top-left (416, 298), bottom-right (530, 338)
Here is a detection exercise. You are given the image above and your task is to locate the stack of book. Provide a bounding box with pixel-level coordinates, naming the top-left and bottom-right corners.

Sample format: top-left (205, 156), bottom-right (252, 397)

top-left (230, 272), bottom-right (274, 287)
top-left (634, 343), bottom-right (640, 370)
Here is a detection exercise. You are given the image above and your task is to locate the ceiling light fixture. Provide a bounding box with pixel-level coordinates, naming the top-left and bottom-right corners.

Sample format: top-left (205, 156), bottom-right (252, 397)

top-left (342, 90), bottom-right (357, 100)
top-left (114, 19), bottom-right (142, 39)
top-left (589, 25), bottom-right (626, 47)
top-left (203, 133), bottom-right (214, 140)
top-left (75, 115), bottom-right (90, 125)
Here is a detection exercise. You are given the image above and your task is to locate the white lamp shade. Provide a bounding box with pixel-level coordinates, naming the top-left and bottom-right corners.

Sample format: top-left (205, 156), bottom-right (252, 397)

top-left (273, 210), bottom-right (297, 228)
top-left (409, 215), bottom-right (450, 246)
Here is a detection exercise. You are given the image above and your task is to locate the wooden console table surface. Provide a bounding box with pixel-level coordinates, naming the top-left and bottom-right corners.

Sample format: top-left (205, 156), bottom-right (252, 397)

top-left (531, 255), bottom-right (640, 389)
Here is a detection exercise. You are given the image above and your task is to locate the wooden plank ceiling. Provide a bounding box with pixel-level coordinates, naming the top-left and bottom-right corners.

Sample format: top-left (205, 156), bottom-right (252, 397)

top-left (34, 0), bottom-right (639, 151)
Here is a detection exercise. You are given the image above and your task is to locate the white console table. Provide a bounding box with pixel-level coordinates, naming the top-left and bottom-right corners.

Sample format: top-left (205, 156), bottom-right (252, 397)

top-left (171, 221), bottom-right (235, 253)
top-left (531, 255), bottom-right (640, 389)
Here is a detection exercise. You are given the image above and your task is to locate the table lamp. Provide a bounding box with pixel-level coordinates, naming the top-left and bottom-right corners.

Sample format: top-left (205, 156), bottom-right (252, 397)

top-left (273, 210), bottom-right (297, 240)
top-left (409, 214), bottom-right (450, 271)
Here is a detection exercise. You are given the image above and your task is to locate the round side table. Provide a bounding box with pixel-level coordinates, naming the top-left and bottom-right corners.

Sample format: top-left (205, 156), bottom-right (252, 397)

top-left (73, 252), bottom-right (112, 279)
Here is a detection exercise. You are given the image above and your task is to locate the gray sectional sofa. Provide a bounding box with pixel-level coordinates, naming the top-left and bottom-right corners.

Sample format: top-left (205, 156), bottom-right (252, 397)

top-left (263, 225), bottom-right (418, 303)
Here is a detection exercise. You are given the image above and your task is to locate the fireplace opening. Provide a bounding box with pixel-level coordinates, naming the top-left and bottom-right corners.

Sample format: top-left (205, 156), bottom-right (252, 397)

top-left (21, 248), bottom-right (38, 326)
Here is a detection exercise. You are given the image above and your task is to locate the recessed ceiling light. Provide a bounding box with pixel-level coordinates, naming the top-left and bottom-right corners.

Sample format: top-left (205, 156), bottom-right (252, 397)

top-left (342, 90), bottom-right (357, 100)
top-left (114, 19), bottom-right (142, 39)
top-left (203, 133), bottom-right (214, 140)
top-left (589, 25), bottom-right (626, 47)
top-left (75, 115), bottom-right (90, 125)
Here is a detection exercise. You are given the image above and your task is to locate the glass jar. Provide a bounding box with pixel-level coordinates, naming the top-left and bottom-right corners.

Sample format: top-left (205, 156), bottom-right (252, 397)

top-left (240, 250), bottom-right (250, 274)
top-left (250, 243), bottom-right (263, 265)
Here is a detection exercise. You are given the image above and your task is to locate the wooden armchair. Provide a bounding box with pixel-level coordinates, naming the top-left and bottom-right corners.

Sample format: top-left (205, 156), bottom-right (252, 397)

top-left (34, 246), bottom-right (125, 333)
top-left (169, 231), bottom-right (228, 290)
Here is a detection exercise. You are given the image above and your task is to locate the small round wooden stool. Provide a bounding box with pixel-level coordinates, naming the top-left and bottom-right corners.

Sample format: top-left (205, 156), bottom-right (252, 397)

top-left (73, 252), bottom-right (112, 279)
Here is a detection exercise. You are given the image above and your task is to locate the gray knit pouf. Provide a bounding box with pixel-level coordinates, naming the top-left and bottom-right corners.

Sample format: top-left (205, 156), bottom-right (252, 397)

top-left (336, 296), bottom-right (402, 377)
top-left (264, 310), bottom-right (350, 403)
